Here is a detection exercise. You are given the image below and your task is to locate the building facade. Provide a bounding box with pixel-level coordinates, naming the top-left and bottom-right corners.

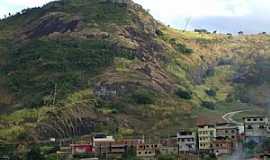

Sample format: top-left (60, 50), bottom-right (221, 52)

top-left (177, 130), bottom-right (197, 152)
top-left (136, 144), bottom-right (160, 160)
top-left (198, 125), bottom-right (216, 152)
top-left (215, 123), bottom-right (239, 144)
top-left (211, 137), bottom-right (233, 156)
top-left (244, 116), bottom-right (270, 143)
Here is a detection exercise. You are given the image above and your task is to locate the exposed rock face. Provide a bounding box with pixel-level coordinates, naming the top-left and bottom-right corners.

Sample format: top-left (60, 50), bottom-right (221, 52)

top-left (94, 82), bottom-right (139, 100)
top-left (23, 13), bottom-right (80, 39)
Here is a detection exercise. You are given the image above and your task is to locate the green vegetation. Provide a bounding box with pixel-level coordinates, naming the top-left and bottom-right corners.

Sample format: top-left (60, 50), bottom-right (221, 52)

top-left (26, 145), bottom-right (45, 160)
top-left (131, 89), bottom-right (156, 105)
top-left (175, 87), bottom-right (192, 100)
top-left (6, 38), bottom-right (135, 106)
top-left (158, 155), bottom-right (177, 160)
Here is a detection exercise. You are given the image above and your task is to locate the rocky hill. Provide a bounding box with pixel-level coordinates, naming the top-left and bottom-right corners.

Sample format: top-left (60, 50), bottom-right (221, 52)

top-left (0, 0), bottom-right (269, 142)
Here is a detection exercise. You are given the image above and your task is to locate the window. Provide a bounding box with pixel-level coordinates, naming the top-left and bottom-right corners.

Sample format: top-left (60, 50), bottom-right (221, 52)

top-left (232, 136), bottom-right (235, 139)
top-left (260, 118), bottom-right (264, 121)
top-left (254, 118), bottom-right (257, 121)
top-left (231, 130), bottom-right (235, 133)
top-left (247, 118), bottom-right (251, 121)
top-left (259, 125), bottom-right (265, 129)
top-left (145, 151), bottom-right (147, 154)
top-left (247, 125), bottom-right (253, 129)
top-left (138, 152), bottom-right (141, 155)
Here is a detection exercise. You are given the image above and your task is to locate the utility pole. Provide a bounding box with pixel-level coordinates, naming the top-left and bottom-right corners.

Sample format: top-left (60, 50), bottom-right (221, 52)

top-left (52, 83), bottom-right (57, 106)
top-left (183, 17), bottom-right (192, 32)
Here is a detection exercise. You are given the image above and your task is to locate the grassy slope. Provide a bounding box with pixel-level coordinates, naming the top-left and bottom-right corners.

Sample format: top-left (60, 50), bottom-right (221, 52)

top-left (0, 0), bottom-right (270, 142)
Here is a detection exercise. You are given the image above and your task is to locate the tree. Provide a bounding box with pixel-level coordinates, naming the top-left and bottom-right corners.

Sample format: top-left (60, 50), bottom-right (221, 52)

top-left (26, 146), bottom-right (45, 160)
top-left (175, 88), bottom-right (192, 100)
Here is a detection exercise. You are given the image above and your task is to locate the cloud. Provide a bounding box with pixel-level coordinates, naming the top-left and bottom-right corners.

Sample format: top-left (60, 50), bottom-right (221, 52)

top-left (2, 0), bottom-right (53, 7)
top-left (0, 6), bottom-right (8, 18)
top-left (134, 0), bottom-right (270, 33)
top-left (1, 0), bottom-right (270, 33)
top-left (134, 0), bottom-right (251, 20)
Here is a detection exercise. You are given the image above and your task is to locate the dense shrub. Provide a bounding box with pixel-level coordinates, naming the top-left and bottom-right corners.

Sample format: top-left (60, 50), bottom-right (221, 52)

top-left (26, 146), bottom-right (45, 160)
top-left (156, 29), bottom-right (164, 36)
top-left (205, 89), bottom-right (216, 97)
top-left (132, 90), bottom-right (155, 105)
top-left (169, 38), bottom-right (193, 54)
top-left (175, 43), bottom-right (193, 54)
top-left (175, 88), bottom-right (192, 100)
top-left (201, 101), bottom-right (215, 110)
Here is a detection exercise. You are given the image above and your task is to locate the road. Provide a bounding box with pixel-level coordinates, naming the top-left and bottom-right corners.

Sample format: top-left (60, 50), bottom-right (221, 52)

top-left (222, 110), bottom-right (250, 125)
top-left (221, 110), bottom-right (251, 160)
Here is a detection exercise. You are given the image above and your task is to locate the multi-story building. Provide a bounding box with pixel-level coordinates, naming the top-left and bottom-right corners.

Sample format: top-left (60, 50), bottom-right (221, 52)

top-left (159, 146), bottom-right (178, 155)
top-left (243, 116), bottom-right (270, 142)
top-left (160, 136), bottom-right (178, 155)
top-left (93, 134), bottom-right (115, 146)
top-left (215, 123), bottom-right (239, 142)
top-left (177, 130), bottom-right (197, 153)
top-left (198, 125), bottom-right (216, 152)
top-left (136, 144), bottom-right (160, 160)
top-left (211, 137), bottom-right (233, 156)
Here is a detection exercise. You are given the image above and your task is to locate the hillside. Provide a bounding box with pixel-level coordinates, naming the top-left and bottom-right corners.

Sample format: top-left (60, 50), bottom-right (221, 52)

top-left (0, 0), bottom-right (269, 142)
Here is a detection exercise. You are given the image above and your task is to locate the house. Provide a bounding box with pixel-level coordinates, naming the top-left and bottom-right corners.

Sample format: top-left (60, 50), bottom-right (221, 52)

top-left (177, 130), bottom-right (197, 153)
top-left (93, 134), bottom-right (115, 155)
top-left (70, 144), bottom-right (95, 155)
top-left (93, 134), bottom-right (115, 146)
top-left (215, 123), bottom-right (239, 144)
top-left (238, 31), bottom-right (244, 35)
top-left (211, 137), bottom-right (233, 156)
top-left (243, 116), bottom-right (270, 143)
top-left (107, 142), bottom-right (128, 159)
top-left (198, 124), bottom-right (216, 152)
top-left (116, 138), bottom-right (144, 147)
top-left (136, 144), bottom-right (160, 160)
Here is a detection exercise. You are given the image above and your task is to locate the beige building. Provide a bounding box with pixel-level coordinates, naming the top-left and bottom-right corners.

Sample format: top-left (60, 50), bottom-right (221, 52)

top-left (216, 123), bottom-right (239, 141)
top-left (198, 125), bottom-right (216, 152)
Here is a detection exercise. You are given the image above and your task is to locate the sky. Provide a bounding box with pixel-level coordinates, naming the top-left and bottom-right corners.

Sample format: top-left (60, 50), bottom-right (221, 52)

top-left (0, 0), bottom-right (270, 34)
